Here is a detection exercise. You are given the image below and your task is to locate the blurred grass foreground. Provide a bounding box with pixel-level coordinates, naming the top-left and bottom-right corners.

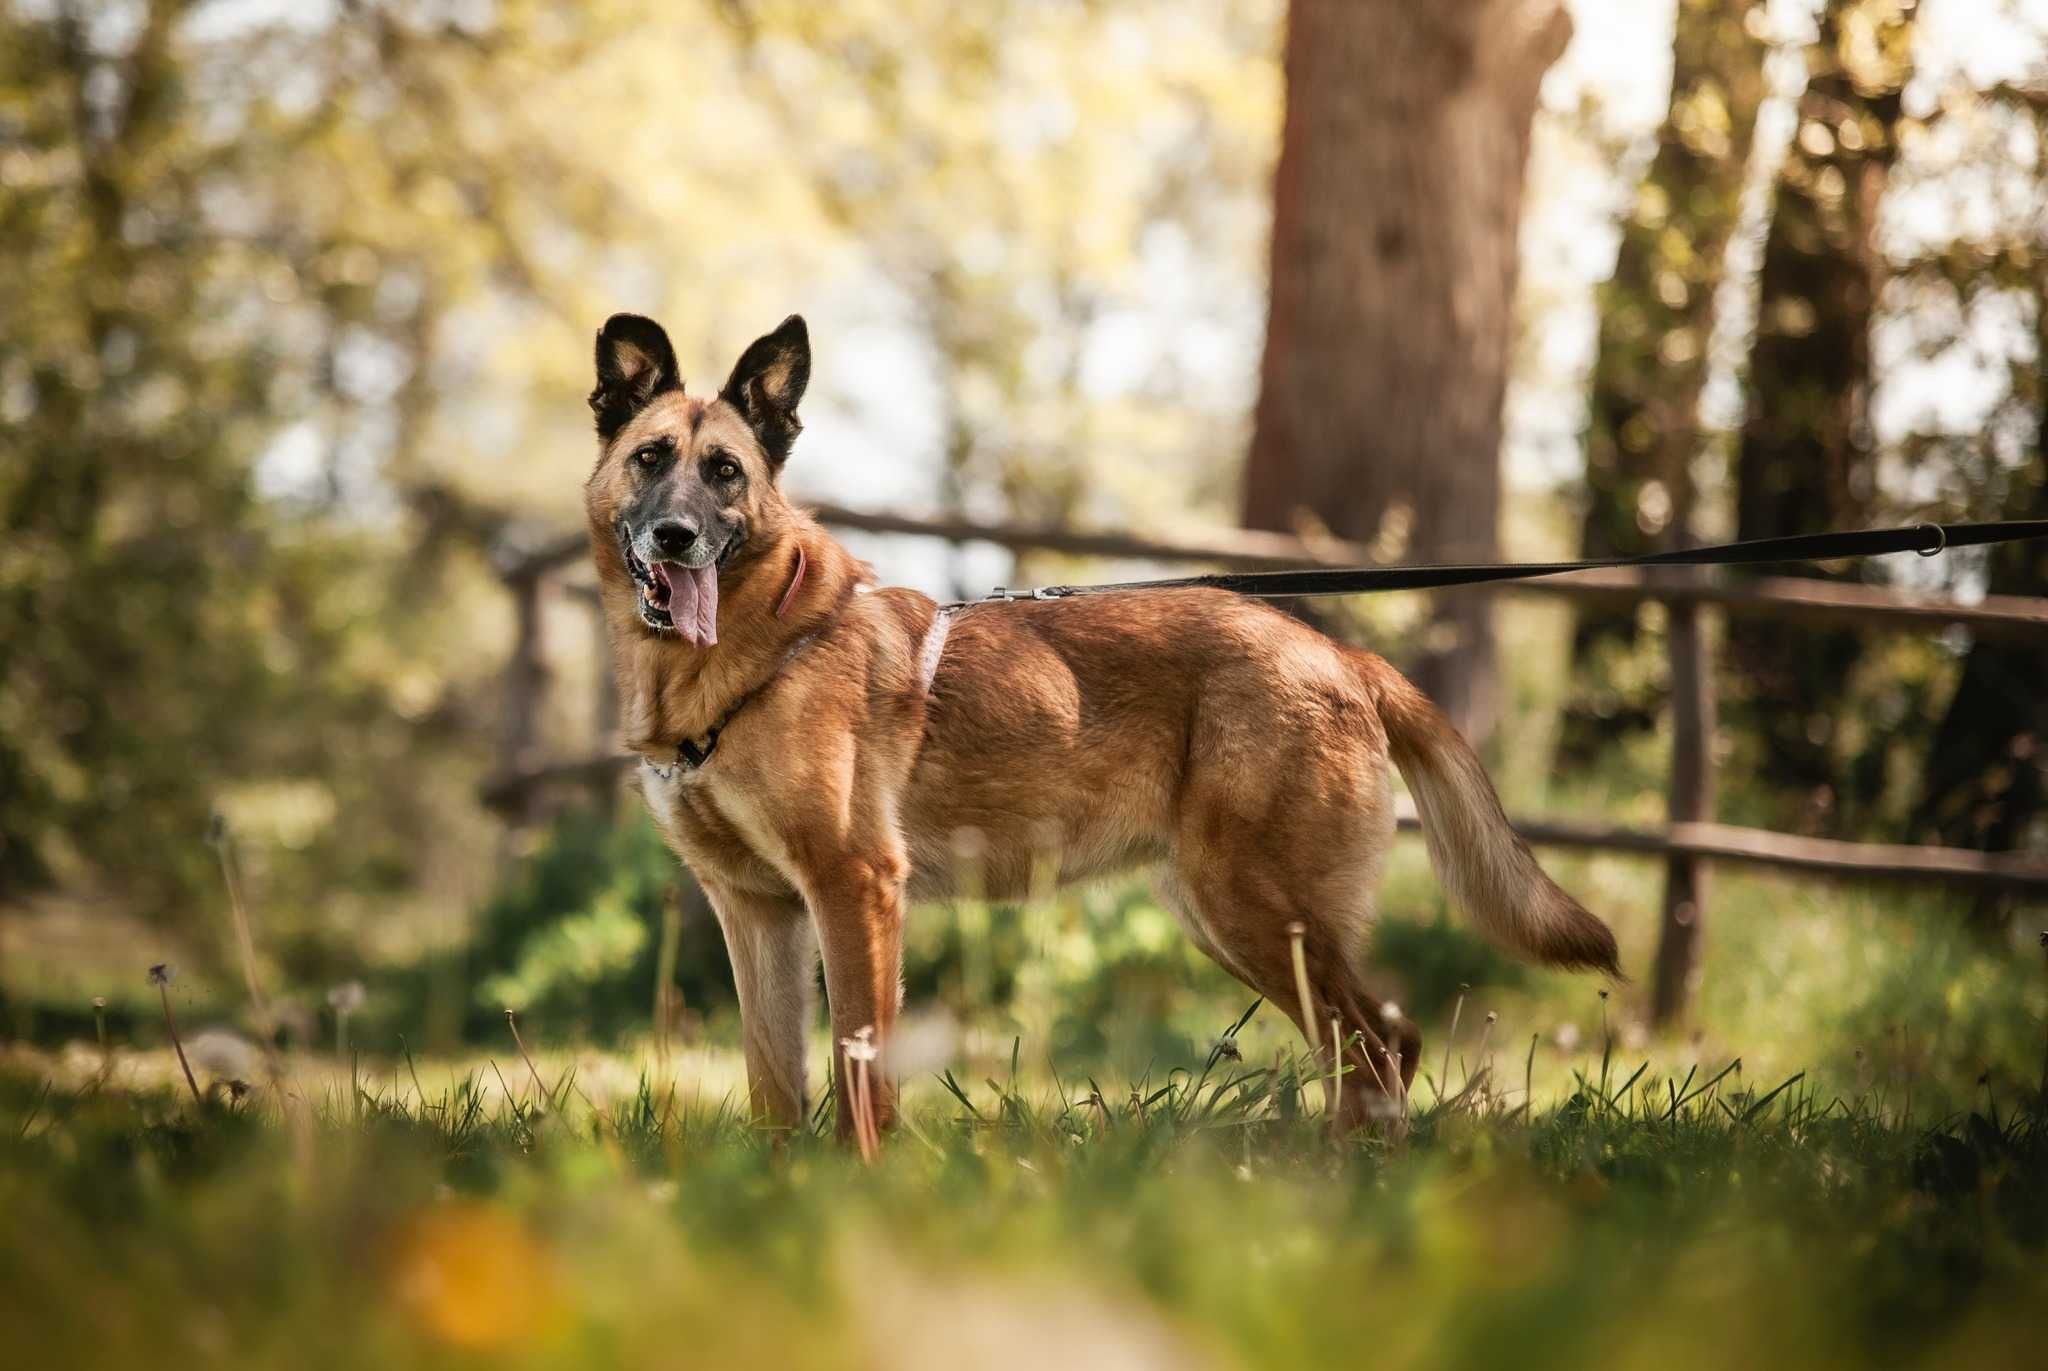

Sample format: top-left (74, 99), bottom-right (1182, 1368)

top-left (5, 1026), bottom-right (2048, 1371)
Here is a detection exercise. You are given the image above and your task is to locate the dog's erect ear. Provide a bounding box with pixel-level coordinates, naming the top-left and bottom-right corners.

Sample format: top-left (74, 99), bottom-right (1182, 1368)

top-left (720, 315), bottom-right (810, 465)
top-left (590, 314), bottom-right (681, 440)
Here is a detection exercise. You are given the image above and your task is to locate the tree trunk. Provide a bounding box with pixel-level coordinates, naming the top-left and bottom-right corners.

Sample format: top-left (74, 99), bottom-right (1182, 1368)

top-left (1563, 0), bottom-right (1768, 763)
top-left (1727, 0), bottom-right (1912, 833)
top-left (1911, 286), bottom-right (2048, 917)
top-left (1244, 0), bottom-right (1571, 743)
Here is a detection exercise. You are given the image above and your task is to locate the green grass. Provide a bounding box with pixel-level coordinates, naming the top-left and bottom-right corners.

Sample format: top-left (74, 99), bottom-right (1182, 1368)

top-left (9, 830), bottom-right (2046, 1369)
top-left (5, 1014), bottom-right (2046, 1371)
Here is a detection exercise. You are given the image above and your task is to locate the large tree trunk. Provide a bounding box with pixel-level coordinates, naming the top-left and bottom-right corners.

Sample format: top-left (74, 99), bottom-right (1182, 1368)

top-left (1244, 0), bottom-right (1571, 743)
top-left (1562, 0), bottom-right (1769, 763)
top-left (1911, 277), bottom-right (2048, 917)
top-left (1727, 0), bottom-right (1912, 833)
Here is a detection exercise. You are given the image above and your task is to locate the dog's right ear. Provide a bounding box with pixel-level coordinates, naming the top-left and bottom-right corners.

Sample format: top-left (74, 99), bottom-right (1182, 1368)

top-left (590, 314), bottom-right (681, 440)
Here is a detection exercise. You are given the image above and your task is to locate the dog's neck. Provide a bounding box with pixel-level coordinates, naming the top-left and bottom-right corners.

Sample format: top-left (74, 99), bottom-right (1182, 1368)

top-left (602, 512), bottom-right (860, 759)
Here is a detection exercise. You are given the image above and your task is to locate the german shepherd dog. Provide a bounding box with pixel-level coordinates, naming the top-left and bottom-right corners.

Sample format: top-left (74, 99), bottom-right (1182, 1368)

top-left (585, 313), bottom-right (1619, 1140)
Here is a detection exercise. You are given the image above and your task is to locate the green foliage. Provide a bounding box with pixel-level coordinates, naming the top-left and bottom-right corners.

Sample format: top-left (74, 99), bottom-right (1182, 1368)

top-left (394, 807), bottom-right (733, 1044)
top-left (0, 1), bottom-right (598, 942)
top-left (415, 805), bottom-right (1239, 1056)
top-left (1369, 911), bottom-right (1528, 1022)
top-left (0, 0), bottom-right (1277, 969)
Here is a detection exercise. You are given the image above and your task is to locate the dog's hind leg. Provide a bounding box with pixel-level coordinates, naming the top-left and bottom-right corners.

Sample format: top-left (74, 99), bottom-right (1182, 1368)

top-left (1168, 864), bottom-right (1408, 1132)
top-left (704, 882), bottom-right (817, 1132)
top-left (1169, 727), bottom-right (1415, 1132)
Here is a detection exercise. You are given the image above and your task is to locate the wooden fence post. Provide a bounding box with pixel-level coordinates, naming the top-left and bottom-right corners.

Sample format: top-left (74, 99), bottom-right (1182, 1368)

top-left (1652, 583), bottom-right (1716, 1025)
top-left (576, 588), bottom-right (619, 817)
top-left (500, 569), bottom-right (550, 828)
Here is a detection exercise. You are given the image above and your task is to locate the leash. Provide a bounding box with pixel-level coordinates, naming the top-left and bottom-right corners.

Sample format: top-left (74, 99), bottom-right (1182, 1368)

top-left (975, 519), bottom-right (2048, 603)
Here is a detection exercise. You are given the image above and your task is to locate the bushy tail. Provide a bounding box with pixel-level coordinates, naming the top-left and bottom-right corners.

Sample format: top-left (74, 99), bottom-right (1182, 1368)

top-left (1376, 673), bottom-right (1620, 976)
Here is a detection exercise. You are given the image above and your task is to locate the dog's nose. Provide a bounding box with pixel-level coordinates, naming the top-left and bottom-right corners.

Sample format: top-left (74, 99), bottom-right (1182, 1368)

top-left (649, 518), bottom-right (698, 558)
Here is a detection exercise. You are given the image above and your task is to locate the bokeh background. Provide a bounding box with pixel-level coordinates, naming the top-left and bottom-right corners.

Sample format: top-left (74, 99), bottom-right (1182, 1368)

top-left (3, 0), bottom-right (2045, 1104)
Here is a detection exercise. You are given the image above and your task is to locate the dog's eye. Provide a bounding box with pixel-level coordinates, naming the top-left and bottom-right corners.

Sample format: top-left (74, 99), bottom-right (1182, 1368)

top-left (713, 459), bottom-right (740, 482)
top-left (632, 444), bottom-right (664, 469)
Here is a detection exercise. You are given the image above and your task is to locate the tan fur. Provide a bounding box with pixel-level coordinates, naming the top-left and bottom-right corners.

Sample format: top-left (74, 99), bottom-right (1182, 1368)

top-left (586, 344), bottom-right (1617, 1140)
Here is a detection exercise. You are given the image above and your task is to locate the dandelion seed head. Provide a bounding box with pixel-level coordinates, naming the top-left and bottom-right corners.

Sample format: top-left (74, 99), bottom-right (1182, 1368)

top-left (148, 963), bottom-right (173, 986)
top-left (327, 981), bottom-right (366, 1014)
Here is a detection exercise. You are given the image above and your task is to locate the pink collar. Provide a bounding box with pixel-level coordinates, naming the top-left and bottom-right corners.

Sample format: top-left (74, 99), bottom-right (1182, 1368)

top-left (774, 544), bottom-right (807, 619)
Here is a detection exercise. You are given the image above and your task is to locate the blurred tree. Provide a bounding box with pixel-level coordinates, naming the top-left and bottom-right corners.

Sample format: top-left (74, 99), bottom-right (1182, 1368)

top-left (1724, 0), bottom-right (1917, 833)
top-left (2, 0), bottom-right (1285, 1016)
top-left (0, 1), bottom-right (607, 975)
top-left (1242, 0), bottom-right (1572, 743)
top-left (1914, 442), bottom-right (2048, 875)
top-left (714, 0), bottom-right (1277, 579)
top-left (1907, 93), bottom-right (2048, 901)
top-left (1562, 0), bottom-right (1770, 762)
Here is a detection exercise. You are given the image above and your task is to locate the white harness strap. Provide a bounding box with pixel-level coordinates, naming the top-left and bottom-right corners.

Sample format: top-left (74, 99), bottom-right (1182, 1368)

top-left (915, 605), bottom-right (957, 694)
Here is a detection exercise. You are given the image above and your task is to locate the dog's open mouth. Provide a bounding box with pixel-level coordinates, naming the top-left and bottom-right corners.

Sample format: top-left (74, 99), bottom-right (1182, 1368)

top-left (619, 528), bottom-right (721, 646)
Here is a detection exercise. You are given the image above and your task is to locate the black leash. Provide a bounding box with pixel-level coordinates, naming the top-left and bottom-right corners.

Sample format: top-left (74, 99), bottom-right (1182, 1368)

top-left (975, 520), bottom-right (2048, 603)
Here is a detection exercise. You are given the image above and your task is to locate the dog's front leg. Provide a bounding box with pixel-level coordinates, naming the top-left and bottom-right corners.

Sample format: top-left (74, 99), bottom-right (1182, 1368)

top-left (703, 881), bottom-right (816, 1133)
top-left (803, 851), bottom-right (907, 1143)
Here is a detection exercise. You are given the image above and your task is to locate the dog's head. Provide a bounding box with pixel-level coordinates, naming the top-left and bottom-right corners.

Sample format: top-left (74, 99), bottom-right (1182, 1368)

top-left (583, 313), bottom-right (810, 645)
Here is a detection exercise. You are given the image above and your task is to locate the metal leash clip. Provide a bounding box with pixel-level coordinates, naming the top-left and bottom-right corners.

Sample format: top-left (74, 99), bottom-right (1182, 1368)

top-left (982, 586), bottom-right (1065, 602)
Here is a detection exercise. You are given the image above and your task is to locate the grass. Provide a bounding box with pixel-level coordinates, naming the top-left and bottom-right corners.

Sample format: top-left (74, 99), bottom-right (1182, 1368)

top-left (8, 823), bottom-right (2046, 1369)
top-left (5, 1002), bottom-right (2046, 1371)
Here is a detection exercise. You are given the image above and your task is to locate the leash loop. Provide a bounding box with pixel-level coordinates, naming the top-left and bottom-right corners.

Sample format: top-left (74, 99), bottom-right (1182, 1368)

top-left (1915, 522), bottom-right (1946, 557)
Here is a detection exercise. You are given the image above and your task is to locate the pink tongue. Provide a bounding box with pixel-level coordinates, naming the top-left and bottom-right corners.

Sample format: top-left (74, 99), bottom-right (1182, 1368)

top-left (657, 563), bottom-right (719, 646)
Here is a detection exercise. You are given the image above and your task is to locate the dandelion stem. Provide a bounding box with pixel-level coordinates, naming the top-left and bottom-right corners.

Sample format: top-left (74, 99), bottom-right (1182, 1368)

top-left (1441, 985), bottom-right (1467, 1107)
top-left (210, 819), bottom-right (274, 1040)
top-left (843, 1034), bottom-right (879, 1162)
top-left (1330, 1016), bottom-right (1343, 1122)
top-left (1286, 922), bottom-right (1321, 1054)
top-left (505, 1009), bottom-right (549, 1106)
top-left (155, 976), bottom-right (202, 1107)
top-left (1473, 1012), bottom-right (1498, 1101)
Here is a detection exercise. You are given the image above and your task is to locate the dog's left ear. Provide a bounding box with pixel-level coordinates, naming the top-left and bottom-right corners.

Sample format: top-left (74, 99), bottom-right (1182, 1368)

top-left (590, 313), bottom-right (681, 440)
top-left (720, 315), bottom-right (810, 466)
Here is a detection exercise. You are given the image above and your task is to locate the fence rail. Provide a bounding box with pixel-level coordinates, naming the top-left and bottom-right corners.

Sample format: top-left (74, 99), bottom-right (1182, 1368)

top-left (489, 502), bottom-right (2048, 1025)
top-left (505, 503), bottom-right (2048, 637)
top-left (479, 745), bottom-right (2048, 891)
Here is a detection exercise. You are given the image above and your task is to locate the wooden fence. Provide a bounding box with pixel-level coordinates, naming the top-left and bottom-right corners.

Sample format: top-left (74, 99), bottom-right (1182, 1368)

top-left (485, 503), bottom-right (2048, 1025)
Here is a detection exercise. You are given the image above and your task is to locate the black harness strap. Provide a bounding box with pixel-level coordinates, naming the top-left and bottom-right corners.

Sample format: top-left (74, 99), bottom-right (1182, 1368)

top-left (649, 580), bottom-right (862, 780)
top-left (987, 519), bottom-right (2048, 603)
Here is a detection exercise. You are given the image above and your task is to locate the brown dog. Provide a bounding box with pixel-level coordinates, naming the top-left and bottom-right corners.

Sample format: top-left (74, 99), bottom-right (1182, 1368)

top-left (584, 312), bottom-right (1619, 1138)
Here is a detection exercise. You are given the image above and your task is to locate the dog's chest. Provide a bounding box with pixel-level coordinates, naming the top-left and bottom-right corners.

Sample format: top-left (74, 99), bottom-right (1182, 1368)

top-left (638, 759), bottom-right (791, 893)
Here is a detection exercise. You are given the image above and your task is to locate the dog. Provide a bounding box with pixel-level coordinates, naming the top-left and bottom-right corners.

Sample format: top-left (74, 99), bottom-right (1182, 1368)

top-left (583, 312), bottom-right (1619, 1139)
